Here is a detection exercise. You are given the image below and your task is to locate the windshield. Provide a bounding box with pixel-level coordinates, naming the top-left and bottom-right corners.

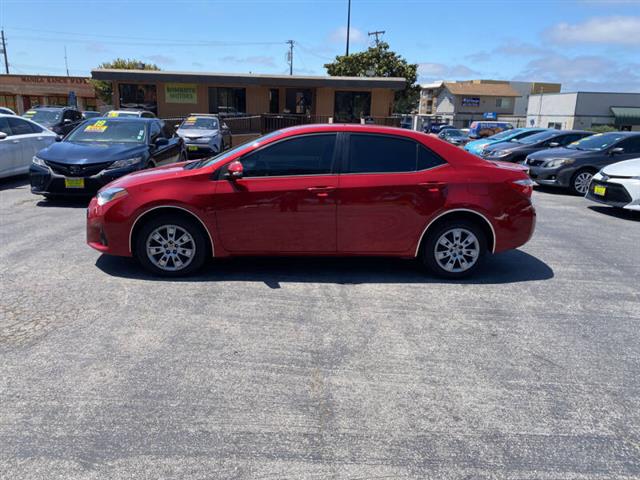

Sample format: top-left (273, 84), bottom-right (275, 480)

top-left (566, 132), bottom-right (625, 151)
top-left (490, 129), bottom-right (521, 141)
top-left (65, 119), bottom-right (146, 143)
top-left (179, 116), bottom-right (219, 130)
top-left (23, 109), bottom-right (60, 125)
top-left (515, 130), bottom-right (558, 145)
top-left (446, 130), bottom-right (465, 137)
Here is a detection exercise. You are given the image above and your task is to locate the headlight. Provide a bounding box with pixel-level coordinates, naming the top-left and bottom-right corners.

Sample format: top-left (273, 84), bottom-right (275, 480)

top-left (195, 136), bottom-right (213, 144)
top-left (32, 156), bottom-right (47, 167)
top-left (96, 187), bottom-right (128, 206)
top-left (544, 158), bottom-right (575, 168)
top-left (108, 156), bottom-right (143, 169)
top-left (492, 150), bottom-right (512, 158)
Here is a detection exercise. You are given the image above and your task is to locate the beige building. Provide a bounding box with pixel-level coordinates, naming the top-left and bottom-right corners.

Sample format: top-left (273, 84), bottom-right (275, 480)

top-left (0, 74), bottom-right (99, 113)
top-left (91, 69), bottom-right (405, 122)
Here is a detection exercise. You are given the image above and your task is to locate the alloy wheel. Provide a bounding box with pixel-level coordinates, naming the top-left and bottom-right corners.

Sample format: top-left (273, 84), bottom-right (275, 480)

top-left (573, 172), bottom-right (593, 195)
top-left (433, 228), bottom-right (480, 273)
top-left (145, 224), bottom-right (196, 272)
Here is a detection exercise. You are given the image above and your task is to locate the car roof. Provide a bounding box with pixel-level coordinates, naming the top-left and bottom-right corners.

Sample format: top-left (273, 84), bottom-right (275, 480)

top-left (187, 113), bottom-right (219, 117)
top-left (88, 116), bottom-right (156, 123)
top-left (32, 106), bottom-right (75, 111)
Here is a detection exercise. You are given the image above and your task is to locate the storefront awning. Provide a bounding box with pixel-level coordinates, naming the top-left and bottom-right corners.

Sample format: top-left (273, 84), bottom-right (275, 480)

top-left (611, 106), bottom-right (640, 126)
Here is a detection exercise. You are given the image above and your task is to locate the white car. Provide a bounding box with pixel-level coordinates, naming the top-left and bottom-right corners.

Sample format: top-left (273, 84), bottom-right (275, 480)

top-left (586, 157), bottom-right (640, 211)
top-left (0, 114), bottom-right (57, 179)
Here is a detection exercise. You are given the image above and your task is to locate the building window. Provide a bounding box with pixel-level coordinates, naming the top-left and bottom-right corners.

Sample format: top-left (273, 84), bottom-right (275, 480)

top-left (23, 96), bottom-right (41, 110)
top-left (547, 122), bottom-right (562, 129)
top-left (269, 88), bottom-right (279, 114)
top-left (0, 94), bottom-right (16, 112)
top-left (208, 87), bottom-right (246, 116)
top-left (334, 91), bottom-right (371, 123)
top-left (285, 89), bottom-right (313, 115)
top-left (496, 97), bottom-right (512, 108)
top-left (47, 95), bottom-right (68, 106)
top-left (119, 83), bottom-right (158, 114)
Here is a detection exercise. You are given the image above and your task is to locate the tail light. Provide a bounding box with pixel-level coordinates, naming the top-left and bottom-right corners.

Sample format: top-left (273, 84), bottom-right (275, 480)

top-left (508, 178), bottom-right (534, 198)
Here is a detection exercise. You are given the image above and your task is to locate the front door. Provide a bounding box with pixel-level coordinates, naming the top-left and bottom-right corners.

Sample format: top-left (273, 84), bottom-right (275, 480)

top-left (337, 133), bottom-right (449, 254)
top-left (215, 133), bottom-right (339, 253)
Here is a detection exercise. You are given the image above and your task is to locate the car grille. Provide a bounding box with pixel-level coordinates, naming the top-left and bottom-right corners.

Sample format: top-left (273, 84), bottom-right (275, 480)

top-left (45, 160), bottom-right (113, 177)
top-left (589, 180), bottom-right (632, 204)
top-left (526, 158), bottom-right (545, 167)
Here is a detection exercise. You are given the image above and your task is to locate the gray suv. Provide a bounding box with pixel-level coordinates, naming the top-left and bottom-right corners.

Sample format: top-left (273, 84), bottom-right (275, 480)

top-left (175, 114), bottom-right (231, 159)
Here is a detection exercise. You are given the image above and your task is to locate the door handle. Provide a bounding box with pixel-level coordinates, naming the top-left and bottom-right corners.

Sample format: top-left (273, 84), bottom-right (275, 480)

top-left (419, 182), bottom-right (447, 192)
top-left (307, 186), bottom-right (336, 197)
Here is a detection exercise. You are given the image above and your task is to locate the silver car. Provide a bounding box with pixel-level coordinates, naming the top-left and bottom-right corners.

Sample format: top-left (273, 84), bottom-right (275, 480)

top-left (0, 114), bottom-right (57, 179)
top-left (175, 114), bottom-right (231, 159)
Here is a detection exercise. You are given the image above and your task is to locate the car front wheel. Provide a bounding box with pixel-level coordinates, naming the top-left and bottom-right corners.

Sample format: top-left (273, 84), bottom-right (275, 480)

top-left (421, 220), bottom-right (487, 278)
top-left (570, 169), bottom-right (595, 196)
top-left (135, 214), bottom-right (207, 276)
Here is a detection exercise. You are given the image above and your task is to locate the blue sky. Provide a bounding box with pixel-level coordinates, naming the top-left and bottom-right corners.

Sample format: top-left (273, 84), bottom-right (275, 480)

top-left (1, 0), bottom-right (639, 92)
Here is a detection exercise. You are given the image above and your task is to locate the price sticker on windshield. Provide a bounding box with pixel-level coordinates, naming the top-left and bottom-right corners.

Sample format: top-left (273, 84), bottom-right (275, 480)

top-left (184, 116), bottom-right (197, 125)
top-left (85, 120), bottom-right (108, 132)
top-left (107, 111), bottom-right (119, 117)
top-left (24, 110), bottom-right (36, 117)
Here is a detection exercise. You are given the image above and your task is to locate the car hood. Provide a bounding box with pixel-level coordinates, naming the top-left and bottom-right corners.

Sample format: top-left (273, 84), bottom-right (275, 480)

top-left (106, 162), bottom-right (191, 189)
top-left (177, 128), bottom-right (218, 138)
top-left (488, 141), bottom-right (531, 153)
top-left (526, 147), bottom-right (594, 161)
top-left (37, 142), bottom-right (148, 164)
top-left (601, 157), bottom-right (640, 176)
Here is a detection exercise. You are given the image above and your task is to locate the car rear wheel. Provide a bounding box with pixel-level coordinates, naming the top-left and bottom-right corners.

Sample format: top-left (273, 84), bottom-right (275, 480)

top-left (421, 220), bottom-right (487, 278)
top-left (135, 214), bottom-right (207, 277)
top-left (570, 169), bottom-right (595, 196)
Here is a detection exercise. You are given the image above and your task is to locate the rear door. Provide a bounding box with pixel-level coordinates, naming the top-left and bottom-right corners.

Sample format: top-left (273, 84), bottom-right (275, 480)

top-left (336, 133), bottom-right (449, 254)
top-left (214, 133), bottom-right (339, 253)
top-left (0, 117), bottom-right (21, 178)
top-left (611, 136), bottom-right (640, 162)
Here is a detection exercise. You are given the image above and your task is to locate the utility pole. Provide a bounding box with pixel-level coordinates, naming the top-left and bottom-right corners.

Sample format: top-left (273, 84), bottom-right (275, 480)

top-left (368, 30), bottom-right (385, 46)
top-left (286, 40), bottom-right (294, 76)
top-left (64, 46), bottom-right (70, 76)
top-left (537, 86), bottom-right (544, 127)
top-left (0, 30), bottom-right (9, 74)
top-left (345, 0), bottom-right (351, 56)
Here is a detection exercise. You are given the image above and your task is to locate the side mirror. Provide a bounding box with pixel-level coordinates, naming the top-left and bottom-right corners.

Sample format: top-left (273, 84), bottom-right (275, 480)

top-left (154, 137), bottom-right (169, 147)
top-left (55, 135), bottom-right (63, 142)
top-left (0, 132), bottom-right (7, 140)
top-left (225, 160), bottom-right (243, 180)
top-left (174, 124), bottom-right (180, 129)
top-left (610, 147), bottom-right (624, 155)
top-left (548, 142), bottom-right (560, 148)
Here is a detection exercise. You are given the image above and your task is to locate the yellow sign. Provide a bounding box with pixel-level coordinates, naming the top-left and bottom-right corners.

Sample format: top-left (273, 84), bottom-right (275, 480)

top-left (85, 120), bottom-right (108, 132)
top-left (107, 111), bottom-right (119, 117)
top-left (165, 83), bottom-right (197, 104)
top-left (593, 185), bottom-right (606, 196)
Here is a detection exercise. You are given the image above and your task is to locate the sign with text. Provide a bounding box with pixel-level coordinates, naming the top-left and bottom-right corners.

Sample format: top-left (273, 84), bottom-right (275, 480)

top-left (165, 83), bottom-right (197, 104)
top-left (462, 97), bottom-right (480, 107)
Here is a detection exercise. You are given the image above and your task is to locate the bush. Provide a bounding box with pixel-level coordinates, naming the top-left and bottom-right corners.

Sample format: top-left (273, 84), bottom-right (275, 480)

top-left (588, 125), bottom-right (617, 133)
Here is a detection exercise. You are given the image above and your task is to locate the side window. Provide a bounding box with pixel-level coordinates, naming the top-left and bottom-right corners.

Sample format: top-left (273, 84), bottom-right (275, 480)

top-left (418, 145), bottom-right (446, 170)
top-left (0, 117), bottom-right (11, 136)
top-left (73, 111), bottom-right (83, 121)
top-left (7, 117), bottom-right (34, 135)
top-left (618, 136), bottom-right (640, 154)
top-left (241, 134), bottom-right (336, 177)
top-left (558, 134), bottom-right (581, 146)
top-left (346, 134), bottom-right (417, 173)
top-left (62, 110), bottom-right (74, 121)
top-left (24, 120), bottom-right (43, 133)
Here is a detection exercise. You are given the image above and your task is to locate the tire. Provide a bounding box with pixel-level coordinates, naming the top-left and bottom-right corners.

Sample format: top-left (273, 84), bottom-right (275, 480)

top-left (569, 168), bottom-right (595, 196)
top-left (135, 213), bottom-right (207, 277)
top-left (421, 220), bottom-right (487, 279)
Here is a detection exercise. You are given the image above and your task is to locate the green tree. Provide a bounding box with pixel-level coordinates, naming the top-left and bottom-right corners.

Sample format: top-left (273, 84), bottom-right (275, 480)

top-left (91, 58), bottom-right (160, 104)
top-left (324, 42), bottom-right (419, 114)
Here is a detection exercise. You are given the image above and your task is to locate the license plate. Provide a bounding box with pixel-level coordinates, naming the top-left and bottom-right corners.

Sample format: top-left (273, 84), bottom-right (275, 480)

top-left (188, 145), bottom-right (198, 151)
top-left (64, 177), bottom-right (85, 189)
top-left (593, 185), bottom-right (606, 196)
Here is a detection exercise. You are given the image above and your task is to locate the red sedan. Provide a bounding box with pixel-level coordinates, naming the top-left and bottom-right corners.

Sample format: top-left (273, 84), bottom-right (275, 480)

top-left (87, 124), bottom-right (535, 278)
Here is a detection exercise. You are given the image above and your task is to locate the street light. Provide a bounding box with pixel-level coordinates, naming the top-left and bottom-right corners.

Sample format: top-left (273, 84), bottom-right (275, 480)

top-left (346, 0), bottom-right (351, 56)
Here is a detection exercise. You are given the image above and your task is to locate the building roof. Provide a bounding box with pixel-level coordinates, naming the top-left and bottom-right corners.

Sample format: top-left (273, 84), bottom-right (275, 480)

top-left (91, 69), bottom-right (407, 90)
top-left (611, 107), bottom-right (640, 126)
top-left (443, 82), bottom-right (521, 97)
top-left (420, 80), bottom-right (444, 89)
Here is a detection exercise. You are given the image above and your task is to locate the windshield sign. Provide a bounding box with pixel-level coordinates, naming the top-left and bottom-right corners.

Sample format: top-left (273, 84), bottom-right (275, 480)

top-left (180, 116), bottom-right (219, 130)
top-left (567, 133), bottom-right (625, 151)
top-left (65, 119), bottom-right (146, 143)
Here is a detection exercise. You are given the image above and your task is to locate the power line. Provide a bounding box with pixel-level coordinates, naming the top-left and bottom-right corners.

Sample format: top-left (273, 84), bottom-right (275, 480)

top-left (368, 30), bottom-right (385, 46)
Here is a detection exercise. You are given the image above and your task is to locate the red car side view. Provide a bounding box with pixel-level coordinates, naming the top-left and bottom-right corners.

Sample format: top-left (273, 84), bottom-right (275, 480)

top-left (87, 124), bottom-right (536, 278)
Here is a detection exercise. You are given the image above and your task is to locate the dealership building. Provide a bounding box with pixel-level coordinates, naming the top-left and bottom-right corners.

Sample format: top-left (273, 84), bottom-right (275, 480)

top-left (0, 74), bottom-right (99, 113)
top-left (91, 69), bottom-right (406, 122)
top-left (526, 91), bottom-right (640, 131)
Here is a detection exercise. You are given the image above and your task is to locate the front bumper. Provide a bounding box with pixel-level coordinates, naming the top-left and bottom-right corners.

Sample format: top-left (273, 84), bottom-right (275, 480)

top-left (185, 143), bottom-right (217, 159)
top-left (585, 177), bottom-right (640, 210)
top-left (527, 164), bottom-right (574, 188)
top-left (29, 163), bottom-right (139, 196)
top-left (86, 196), bottom-right (134, 257)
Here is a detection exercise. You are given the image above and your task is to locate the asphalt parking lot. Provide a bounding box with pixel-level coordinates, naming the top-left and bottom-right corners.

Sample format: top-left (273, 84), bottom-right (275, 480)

top-left (1, 176), bottom-right (639, 479)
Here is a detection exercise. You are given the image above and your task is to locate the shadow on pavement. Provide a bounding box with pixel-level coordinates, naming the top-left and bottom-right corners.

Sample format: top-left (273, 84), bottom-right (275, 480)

top-left (533, 185), bottom-right (573, 196)
top-left (0, 174), bottom-right (29, 191)
top-left (96, 249), bottom-right (554, 287)
top-left (588, 205), bottom-right (640, 222)
top-left (35, 197), bottom-right (91, 208)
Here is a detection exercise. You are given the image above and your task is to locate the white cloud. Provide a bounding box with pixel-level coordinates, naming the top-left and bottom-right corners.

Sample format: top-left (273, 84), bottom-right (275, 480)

top-left (146, 54), bottom-right (175, 65)
top-left (221, 56), bottom-right (276, 67)
top-left (328, 26), bottom-right (366, 44)
top-left (546, 16), bottom-right (640, 45)
top-left (418, 62), bottom-right (480, 80)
